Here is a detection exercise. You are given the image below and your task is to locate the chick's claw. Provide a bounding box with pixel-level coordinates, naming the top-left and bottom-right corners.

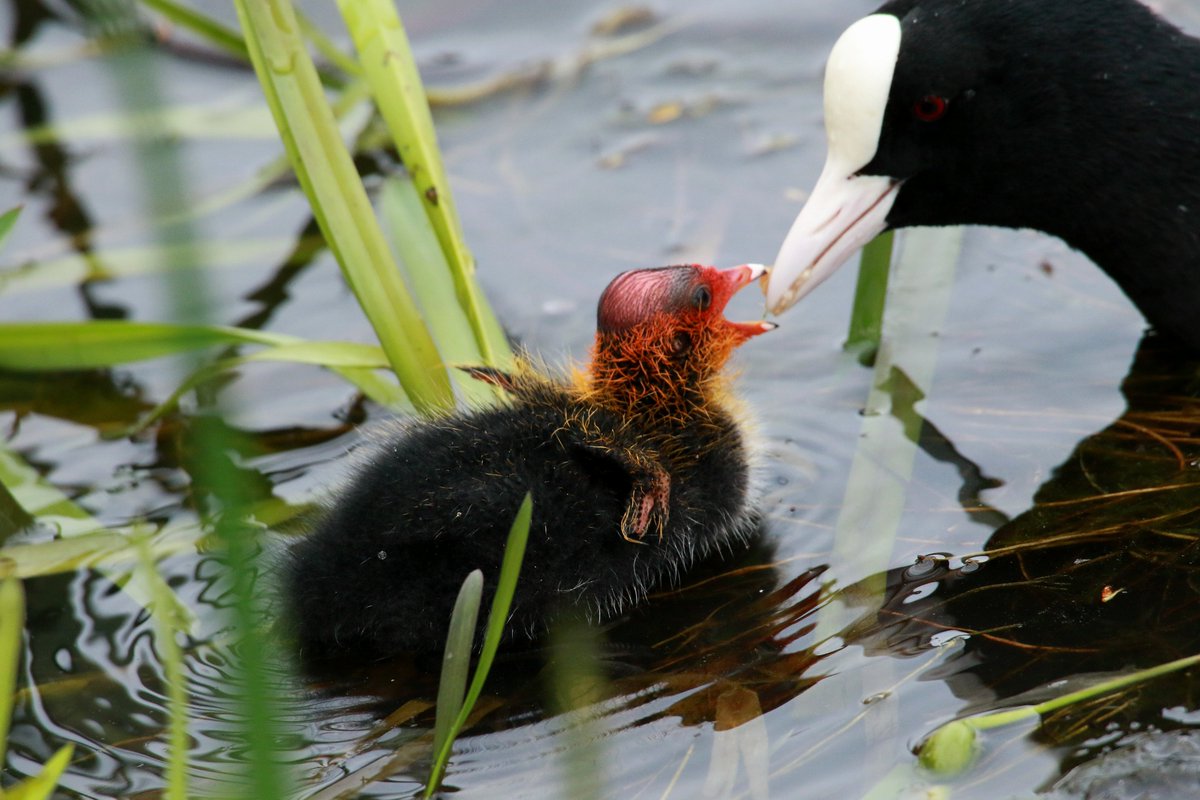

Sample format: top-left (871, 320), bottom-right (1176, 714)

top-left (620, 464), bottom-right (671, 544)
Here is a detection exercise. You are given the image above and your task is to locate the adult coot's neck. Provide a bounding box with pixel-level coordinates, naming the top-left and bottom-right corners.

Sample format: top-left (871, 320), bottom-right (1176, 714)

top-left (880, 0), bottom-right (1200, 347)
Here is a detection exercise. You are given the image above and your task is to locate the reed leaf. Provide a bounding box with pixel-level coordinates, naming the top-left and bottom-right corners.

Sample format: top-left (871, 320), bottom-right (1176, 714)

top-left (0, 495), bottom-right (301, 580)
top-left (380, 176), bottom-right (498, 406)
top-left (845, 231), bottom-right (895, 360)
top-left (919, 650), bottom-right (1200, 776)
top-left (426, 493), bottom-right (533, 797)
top-left (3, 743), bottom-right (75, 800)
top-left (817, 227), bottom-right (964, 640)
top-left (2, 102), bottom-right (277, 149)
top-left (0, 321), bottom-right (290, 370)
top-left (134, 535), bottom-right (190, 800)
top-left (114, 340), bottom-right (406, 438)
top-left (547, 619), bottom-right (607, 800)
top-left (295, 9), bottom-right (361, 78)
top-left (0, 545), bottom-right (72, 800)
top-left (0, 238), bottom-right (303, 294)
top-left (137, 0), bottom-right (248, 61)
top-left (336, 0), bottom-right (512, 367)
top-left (0, 441), bottom-right (199, 630)
top-left (0, 205), bottom-right (20, 247)
top-left (432, 569), bottom-right (483, 764)
top-left (233, 0), bottom-right (454, 415)
top-left (0, 566), bottom-right (23, 769)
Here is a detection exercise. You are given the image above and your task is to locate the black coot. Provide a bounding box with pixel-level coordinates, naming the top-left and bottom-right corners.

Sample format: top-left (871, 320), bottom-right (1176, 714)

top-left (286, 263), bottom-right (773, 658)
top-left (765, 0), bottom-right (1200, 349)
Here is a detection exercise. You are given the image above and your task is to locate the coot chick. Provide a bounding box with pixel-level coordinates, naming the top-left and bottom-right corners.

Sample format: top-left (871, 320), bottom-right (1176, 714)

top-left (765, 0), bottom-right (1200, 349)
top-left (286, 263), bottom-right (774, 659)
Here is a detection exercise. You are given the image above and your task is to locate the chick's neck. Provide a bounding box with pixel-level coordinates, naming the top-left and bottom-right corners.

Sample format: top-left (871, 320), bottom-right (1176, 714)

top-left (581, 317), bottom-right (740, 425)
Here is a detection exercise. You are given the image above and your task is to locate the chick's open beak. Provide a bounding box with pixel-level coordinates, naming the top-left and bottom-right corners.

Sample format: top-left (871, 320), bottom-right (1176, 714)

top-left (718, 263), bottom-right (777, 338)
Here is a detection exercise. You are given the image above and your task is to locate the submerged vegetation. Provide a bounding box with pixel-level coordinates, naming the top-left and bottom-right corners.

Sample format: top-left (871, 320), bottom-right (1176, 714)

top-left (1, 1), bottom-right (1199, 798)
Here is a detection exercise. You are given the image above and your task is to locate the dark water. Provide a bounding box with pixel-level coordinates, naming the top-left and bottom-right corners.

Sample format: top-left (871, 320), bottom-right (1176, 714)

top-left (3, 0), bottom-right (1200, 797)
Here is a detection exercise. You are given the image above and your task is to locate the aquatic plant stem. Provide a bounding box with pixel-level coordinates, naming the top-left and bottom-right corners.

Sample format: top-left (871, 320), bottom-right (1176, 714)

top-left (818, 228), bottom-right (964, 639)
top-left (138, 0), bottom-right (248, 60)
top-left (0, 565), bottom-right (22, 770)
top-left (336, 0), bottom-right (512, 367)
top-left (919, 651), bottom-right (1200, 775)
top-left (135, 535), bottom-right (190, 800)
top-left (432, 570), bottom-right (483, 764)
top-left (97, 3), bottom-right (293, 792)
top-left (234, 0), bottom-right (454, 415)
top-left (425, 493), bottom-right (533, 797)
top-left (0, 566), bottom-right (75, 798)
top-left (845, 231), bottom-right (894, 360)
top-left (0, 206), bottom-right (20, 247)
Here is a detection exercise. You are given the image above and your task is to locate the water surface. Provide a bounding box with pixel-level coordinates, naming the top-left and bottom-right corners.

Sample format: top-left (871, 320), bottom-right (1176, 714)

top-left (3, 1), bottom-right (1200, 797)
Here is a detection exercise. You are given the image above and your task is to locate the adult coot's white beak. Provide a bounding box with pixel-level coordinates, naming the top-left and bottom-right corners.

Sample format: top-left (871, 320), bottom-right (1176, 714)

top-left (765, 168), bottom-right (899, 315)
top-left (763, 13), bottom-right (903, 315)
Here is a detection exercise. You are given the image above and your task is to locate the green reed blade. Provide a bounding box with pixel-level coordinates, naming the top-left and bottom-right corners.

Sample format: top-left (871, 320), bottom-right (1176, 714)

top-left (432, 569), bottom-right (483, 763)
top-left (336, 0), bottom-right (512, 367)
top-left (380, 176), bottom-right (499, 406)
top-left (137, 0), bottom-right (248, 59)
top-left (0, 566), bottom-right (24, 769)
top-left (547, 619), bottom-right (607, 800)
top-left (817, 227), bottom-right (964, 641)
top-left (845, 231), bottom-right (895, 361)
top-left (919, 650), bottom-right (1200, 777)
top-left (0, 440), bottom-right (199, 632)
top-left (0, 206), bottom-right (21, 249)
top-left (234, 0), bottom-right (454, 415)
top-left (426, 493), bottom-right (533, 797)
top-left (295, 9), bottom-right (361, 78)
top-left (114, 342), bottom-right (405, 438)
top-left (0, 321), bottom-right (292, 370)
top-left (134, 534), bottom-right (190, 800)
top-left (4, 743), bottom-right (74, 800)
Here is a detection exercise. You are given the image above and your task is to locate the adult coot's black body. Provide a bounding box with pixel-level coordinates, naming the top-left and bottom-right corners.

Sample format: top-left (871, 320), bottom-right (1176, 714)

top-left (764, 0), bottom-right (1200, 349)
top-left (286, 264), bottom-right (773, 658)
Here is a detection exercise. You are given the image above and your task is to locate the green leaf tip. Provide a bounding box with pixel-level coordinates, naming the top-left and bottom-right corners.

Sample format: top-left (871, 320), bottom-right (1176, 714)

top-left (0, 205), bottom-right (22, 249)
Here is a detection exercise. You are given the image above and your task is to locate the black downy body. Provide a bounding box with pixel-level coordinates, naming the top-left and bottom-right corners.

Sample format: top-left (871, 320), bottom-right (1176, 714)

top-left (285, 264), bottom-right (769, 658)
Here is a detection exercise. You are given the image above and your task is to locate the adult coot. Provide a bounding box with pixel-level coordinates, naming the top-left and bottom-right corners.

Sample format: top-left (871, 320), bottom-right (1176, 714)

top-left (286, 263), bottom-right (773, 658)
top-left (764, 0), bottom-right (1200, 349)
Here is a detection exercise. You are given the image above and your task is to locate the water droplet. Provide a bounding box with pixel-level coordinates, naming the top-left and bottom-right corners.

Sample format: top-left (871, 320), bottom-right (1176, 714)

top-left (377, 550), bottom-right (388, 560)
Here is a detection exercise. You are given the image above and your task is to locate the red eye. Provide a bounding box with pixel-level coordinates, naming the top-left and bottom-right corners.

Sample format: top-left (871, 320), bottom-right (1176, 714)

top-left (913, 95), bottom-right (948, 122)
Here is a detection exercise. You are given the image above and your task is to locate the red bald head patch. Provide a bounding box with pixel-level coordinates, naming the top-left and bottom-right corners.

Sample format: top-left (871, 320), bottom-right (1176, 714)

top-left (597, 266), bottom-right (698, 334)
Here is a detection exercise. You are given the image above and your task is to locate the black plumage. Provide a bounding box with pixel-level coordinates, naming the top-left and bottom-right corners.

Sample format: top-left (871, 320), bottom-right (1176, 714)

top-left (285, 263), bottom-right (773, 658)
top-left (767, 0), bottom-right (1200, 348)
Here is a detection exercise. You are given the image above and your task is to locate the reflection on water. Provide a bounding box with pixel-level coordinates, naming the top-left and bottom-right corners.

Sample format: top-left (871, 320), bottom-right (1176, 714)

top-left (3, 0), bottom-right (1200, 798)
